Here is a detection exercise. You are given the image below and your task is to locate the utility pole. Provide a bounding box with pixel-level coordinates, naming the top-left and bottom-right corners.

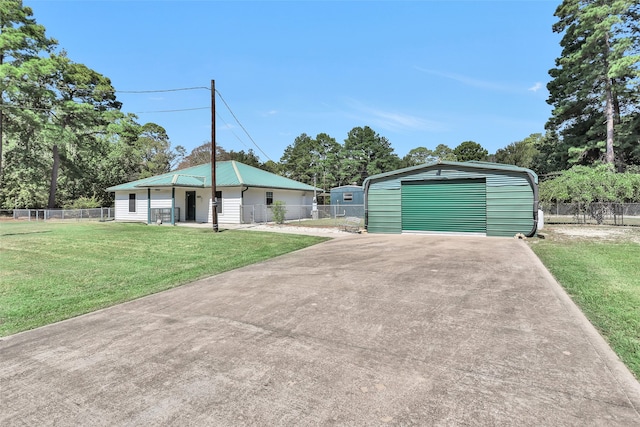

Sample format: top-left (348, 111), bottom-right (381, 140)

top-left (211, 79), bottom-right (219, 232)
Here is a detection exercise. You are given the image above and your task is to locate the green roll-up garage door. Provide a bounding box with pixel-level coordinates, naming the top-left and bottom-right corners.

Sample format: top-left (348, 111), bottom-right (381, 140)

top-left (401, 179), bottom-right (486, 233)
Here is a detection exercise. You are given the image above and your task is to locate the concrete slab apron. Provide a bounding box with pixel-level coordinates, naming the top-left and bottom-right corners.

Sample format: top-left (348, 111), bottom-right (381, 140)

top-left (1, 234), bottom-right (639, 426)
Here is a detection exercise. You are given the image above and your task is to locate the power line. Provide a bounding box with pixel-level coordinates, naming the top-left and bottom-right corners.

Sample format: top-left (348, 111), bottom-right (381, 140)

top-left (214, 89), bottom-right (273, 162)
top-left (117, 87), bottom-right (210, 94)
top-left (134, 107), bottom-right (209, 114)
top-left (215, 111), bottom-right (252, 152)
top-left (3, 84), bottom-right (275, 163)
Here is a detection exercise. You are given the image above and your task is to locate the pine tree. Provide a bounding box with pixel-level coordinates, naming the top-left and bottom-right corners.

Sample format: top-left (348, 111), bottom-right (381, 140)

top-left (546, 0), bottom-right (640, 167)
top-left (0, 0), bottom-right (57, 183)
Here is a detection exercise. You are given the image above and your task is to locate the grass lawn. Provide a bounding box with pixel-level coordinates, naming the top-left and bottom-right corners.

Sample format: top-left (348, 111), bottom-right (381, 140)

top-left (0, 221), bottom-right (328, 337)
top-left (529, 225), bottom-right (640, 379)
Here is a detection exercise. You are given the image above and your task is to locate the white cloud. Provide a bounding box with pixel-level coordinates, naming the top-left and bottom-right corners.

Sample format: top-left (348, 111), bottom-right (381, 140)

top-left (528, 82), bottom-right (543, 92)
top-left (416, 67), bottom-right (544, 95)
top-left (415, 67), bottom-right (514, 92)
top-left (345, 99), bottom-right (446, 133)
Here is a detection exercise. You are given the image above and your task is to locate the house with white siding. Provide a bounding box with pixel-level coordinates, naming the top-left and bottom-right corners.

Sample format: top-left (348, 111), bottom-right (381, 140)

top-left (105, 161), bottom-right (319, 225)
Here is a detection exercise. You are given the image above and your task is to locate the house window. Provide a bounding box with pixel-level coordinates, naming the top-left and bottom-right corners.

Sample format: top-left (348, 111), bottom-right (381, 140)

top-left (215, 191), bottom-right (222, 214)
top-left (266, 191), bottom-right (273, 206)
top-left (129, 193), bottom-right (136, 213)
top-left (343, 193), bottom-right (353, 202)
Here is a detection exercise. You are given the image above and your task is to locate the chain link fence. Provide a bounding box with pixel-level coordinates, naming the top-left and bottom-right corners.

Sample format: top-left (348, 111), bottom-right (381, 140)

top-left (541, 202), bottom-right (640, 226)
top-left (0, 208), bottom-right (114, 222)
top-left (241, 204), bottom-right (365, 227)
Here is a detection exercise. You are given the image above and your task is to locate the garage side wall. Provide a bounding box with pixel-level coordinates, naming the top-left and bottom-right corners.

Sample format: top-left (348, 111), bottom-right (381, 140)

top-left (366, 166), bottom-right (535, 236)
top-left (367, 189), bottom-right (401, 233)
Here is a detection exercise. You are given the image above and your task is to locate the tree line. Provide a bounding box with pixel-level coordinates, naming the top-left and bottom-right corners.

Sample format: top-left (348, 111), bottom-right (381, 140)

top-left (0, 1), bottom-right (185, 209)
top-left (1, 0), bottom-right (639, 209)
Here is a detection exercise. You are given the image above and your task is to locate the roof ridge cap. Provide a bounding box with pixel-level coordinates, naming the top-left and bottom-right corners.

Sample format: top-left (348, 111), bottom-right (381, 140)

top-left (231, 160), bottom-right (244, 185)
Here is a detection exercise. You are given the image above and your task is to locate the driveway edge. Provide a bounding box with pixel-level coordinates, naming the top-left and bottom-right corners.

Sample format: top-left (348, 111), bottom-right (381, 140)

top-left (521, 241), bottom-right (640, 414)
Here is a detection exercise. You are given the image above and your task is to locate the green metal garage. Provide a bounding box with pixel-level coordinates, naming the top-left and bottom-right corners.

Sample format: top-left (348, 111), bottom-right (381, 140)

top-left (363, 161), bottom-right (539, 237)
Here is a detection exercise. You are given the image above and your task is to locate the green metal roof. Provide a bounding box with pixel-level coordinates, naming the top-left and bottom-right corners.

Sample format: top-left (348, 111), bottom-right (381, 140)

top-left (106, 161), bottom-right (319, 192)
top-left (363, 160), bottom-right (539, 187)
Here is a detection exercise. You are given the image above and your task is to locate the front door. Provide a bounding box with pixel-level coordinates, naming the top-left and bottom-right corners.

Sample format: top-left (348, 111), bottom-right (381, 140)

top-left (186, 191), bottom-right (196, 221)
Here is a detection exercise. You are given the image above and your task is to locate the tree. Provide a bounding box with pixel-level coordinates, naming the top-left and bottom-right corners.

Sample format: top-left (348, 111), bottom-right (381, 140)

top-left (530, 131), bottom-right (571, 176)
top-left (339, 126), bottom-right (400, 185)
top-left (433, 144), bottom-right (457, 161)
top-left (280, 132), bottom-right (340, 190)
top-left (539, 165), bottom-right (640, 223)
top-left (547, 0), bottom-right (640, 167)
top-left (221, 148), bottom-right (261, 168)
top-left (177, 143), bottom-right (266, 171)
top-left (261, 159), bottom-right (281, 175)
top-left (136, 122), bottom-right (183, 179)
top-left (453, 141), bottom-right (488, 162)
top-left (0, 0), bottom-right (57, 184)
top-left (494, 133), bottom-right (542, 169)
top-left (44, 54), bottom-right (123, 207)
top-left (401, 147), bottom-right (437, 167)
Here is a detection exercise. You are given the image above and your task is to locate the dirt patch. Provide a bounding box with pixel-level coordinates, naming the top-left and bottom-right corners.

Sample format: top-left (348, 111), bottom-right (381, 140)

top-left (542, 225), bottom-right (640, 243)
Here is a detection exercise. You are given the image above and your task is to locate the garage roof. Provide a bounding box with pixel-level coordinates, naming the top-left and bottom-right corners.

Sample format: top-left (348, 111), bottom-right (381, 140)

top-left (363, 160), bottom-right (538, 186)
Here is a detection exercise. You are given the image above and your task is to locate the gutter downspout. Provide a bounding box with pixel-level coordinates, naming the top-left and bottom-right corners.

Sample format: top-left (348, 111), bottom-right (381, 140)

top-left (147, 188), bottom-right (151, 224)
top-left (171, 187), bottom-right (176, 226)
top-left (363, 179), bottom-right (371, 231)
top-left (524, 171), bottom-right (539, 238)
top-left (241, 185), bottom-right (249, 223)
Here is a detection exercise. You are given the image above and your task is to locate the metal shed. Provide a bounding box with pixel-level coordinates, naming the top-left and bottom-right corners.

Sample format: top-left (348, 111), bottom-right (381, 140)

top-left (330, 185), bottom-right (364, 206)
top-left (363, 161), bottom-right (539, 237)
top-left (329, 185), bottom-right (365, 218)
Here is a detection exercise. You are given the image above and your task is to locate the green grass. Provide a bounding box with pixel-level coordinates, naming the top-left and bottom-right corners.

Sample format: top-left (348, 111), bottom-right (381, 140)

top-left (529, 227), bottom-right (640, 379)
top-left (0, 221), bottom-right (328, 336)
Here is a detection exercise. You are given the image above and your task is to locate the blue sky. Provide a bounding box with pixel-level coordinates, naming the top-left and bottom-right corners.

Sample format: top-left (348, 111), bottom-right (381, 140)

top-left (27, 0), bottom-right (561, 162)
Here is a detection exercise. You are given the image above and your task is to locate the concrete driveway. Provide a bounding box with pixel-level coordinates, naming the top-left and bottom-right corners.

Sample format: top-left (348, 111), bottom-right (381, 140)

top-left (1, 234), bottom-right (639, 426)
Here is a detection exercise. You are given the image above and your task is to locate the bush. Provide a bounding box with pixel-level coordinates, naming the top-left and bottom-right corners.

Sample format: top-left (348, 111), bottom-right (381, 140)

top-left (540, 165), bottom-right (640, 204)
top-left (272, 201), bottom-right (286, 224)
top-left (63, 196), bottom-right (102, 209)
top-left (539, 165), bottom-right (640, 224)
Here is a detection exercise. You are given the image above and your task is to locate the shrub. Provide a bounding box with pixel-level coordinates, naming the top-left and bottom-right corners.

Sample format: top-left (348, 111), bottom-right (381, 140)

top-left (63, 196), bottom-right (102, 209)
top-left (272, 200), bottom-right (286, 224)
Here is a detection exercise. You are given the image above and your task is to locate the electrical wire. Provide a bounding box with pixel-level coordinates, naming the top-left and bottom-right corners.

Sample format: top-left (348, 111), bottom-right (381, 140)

top-left (117, 87), bottom-right (210, 93)
top-left (134, 107), bottom-right (209, 114)
top-left (215, 111), bottom-right (252, 152)
top-left (214, 89), bottom-right (273, 162)
top-left (3, 84), bottom-right (275, 163)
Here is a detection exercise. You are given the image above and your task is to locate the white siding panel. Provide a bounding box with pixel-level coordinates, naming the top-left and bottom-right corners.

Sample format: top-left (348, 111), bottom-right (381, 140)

top-left (208, 188), bottom-right (242, 224)
top-left (114, 187), bottom-right (315, 224)
top-left (114, 190), bottom-right (148, 222)
top-left (195, 190), bottom-right (209, 223)
top-left (242, 188), bottom-right (314, 222)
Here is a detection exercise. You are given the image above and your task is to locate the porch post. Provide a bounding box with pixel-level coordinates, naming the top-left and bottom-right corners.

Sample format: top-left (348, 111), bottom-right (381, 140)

top-left (147, 188), bottom-right (151, 224)
top-left (171, 187), bottom-right (176, 225)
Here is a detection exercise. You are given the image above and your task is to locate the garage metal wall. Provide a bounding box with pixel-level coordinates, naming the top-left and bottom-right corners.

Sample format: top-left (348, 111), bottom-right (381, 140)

top-left (367, 189), bottom-right (401, 233)
top-left (486, 185), bottom-right (534, 236)
top-left (366, 164), bottom-right (535, 236)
